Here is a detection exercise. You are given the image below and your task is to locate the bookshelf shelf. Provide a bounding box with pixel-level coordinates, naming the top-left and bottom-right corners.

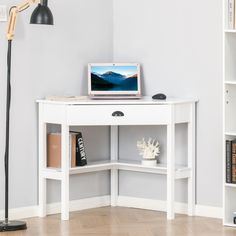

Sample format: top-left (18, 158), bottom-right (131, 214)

top-left (224, 29), bottom-right (236, 33)
top-left (225, 81), bottom-right (236, 84)
top-left (225, 132), bottom-right (236, 136)
top-left (225, 183), bottom-right (236, 188)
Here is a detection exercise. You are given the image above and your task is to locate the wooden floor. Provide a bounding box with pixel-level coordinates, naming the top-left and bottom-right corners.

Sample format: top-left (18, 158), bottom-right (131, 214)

top-left (1, 207), bottom-right (236, 236)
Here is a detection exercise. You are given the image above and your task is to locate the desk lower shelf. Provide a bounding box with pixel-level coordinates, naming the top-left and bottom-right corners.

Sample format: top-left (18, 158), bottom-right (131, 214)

top-left (42, 160), bottom-right (191, 180)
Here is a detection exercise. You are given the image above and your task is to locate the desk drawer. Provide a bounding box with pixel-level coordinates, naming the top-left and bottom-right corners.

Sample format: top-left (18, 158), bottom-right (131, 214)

top-left (67, 105), bottom-right (171, 125)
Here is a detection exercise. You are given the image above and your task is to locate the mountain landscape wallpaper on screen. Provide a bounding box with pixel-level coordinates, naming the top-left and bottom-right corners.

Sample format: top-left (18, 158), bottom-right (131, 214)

top-left (91, 65), bottom-right (138, 91)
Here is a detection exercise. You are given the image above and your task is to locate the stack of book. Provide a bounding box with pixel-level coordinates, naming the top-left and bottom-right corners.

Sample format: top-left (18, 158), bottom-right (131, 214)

top-left (47, 132), bottom-right (87, 168)
top-left (227, 0), bottom-right (236, 29)
top-left (226, 140), bottom-right (236, 183)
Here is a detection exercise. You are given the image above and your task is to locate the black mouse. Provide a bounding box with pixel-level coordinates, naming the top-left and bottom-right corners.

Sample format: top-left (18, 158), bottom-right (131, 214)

top-left (152, 93), bottom-right (167, 100)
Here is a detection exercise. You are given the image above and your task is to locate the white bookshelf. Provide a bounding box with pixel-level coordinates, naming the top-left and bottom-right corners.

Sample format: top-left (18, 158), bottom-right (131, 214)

top-left (223, 0), bottom-right (236, 227)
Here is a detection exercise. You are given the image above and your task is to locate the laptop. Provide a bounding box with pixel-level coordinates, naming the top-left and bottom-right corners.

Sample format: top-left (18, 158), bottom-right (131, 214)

top-left (88, 63), bottom-right (142, 99)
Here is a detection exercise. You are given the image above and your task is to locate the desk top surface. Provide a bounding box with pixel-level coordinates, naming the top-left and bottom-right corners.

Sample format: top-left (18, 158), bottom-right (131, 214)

top-left (37, 96), bottom-right (197, 105)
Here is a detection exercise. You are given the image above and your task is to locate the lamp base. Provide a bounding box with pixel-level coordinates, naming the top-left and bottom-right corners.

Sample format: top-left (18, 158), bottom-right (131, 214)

top-left (0, 221), bottom-right (27, 232)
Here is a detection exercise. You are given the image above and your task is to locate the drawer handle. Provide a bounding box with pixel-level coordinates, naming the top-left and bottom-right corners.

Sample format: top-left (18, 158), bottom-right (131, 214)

top-left (112, 111), bottom-right (124, 117)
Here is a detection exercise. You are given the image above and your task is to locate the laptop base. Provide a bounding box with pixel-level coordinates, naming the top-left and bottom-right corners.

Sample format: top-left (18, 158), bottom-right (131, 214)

top-left (89, 95), bottom-right (142, 100)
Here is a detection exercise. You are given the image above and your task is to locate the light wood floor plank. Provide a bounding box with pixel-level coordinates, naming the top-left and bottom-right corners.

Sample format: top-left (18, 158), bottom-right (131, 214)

top-left (1, 207), bottom-right (236, 236)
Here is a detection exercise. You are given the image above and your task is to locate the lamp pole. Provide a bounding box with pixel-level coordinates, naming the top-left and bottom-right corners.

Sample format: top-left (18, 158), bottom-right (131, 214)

top-left (0, 0), bottom-right (53, 232)
top-left (4, 39), bottom-right (12, 224)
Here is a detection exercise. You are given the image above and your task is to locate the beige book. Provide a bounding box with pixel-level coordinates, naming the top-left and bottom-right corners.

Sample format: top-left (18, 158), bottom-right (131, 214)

top-left (47, 133), bottom-right (76, 168)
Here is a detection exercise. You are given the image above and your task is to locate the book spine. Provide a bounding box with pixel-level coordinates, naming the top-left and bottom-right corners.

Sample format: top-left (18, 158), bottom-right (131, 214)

top-left (76, 132), bottom-right (87, 166)
top-left (71, 134), bottom-right (77, 168)
top-left (232, 141), bottom-right (236, 183)
top-left (226, 140), bottom-right (232, 183)
top-left (69, 134), bottom-right (72, 168)
top-left (47, 133), bottom-right (61, 168)
top-left (232, 165), bottom-right (236, 183)
top-left (228, 0), bottom-right (235, 29)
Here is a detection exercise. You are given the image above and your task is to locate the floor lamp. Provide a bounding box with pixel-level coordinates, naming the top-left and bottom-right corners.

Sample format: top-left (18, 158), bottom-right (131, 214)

top-left (0, 0), bottom-right (53, 232)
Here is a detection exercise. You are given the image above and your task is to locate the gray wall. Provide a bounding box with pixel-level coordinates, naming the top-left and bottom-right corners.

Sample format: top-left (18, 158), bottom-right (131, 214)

top-left (0, 0), bottom-right (223, 210)
top-left (119, 125), bottom-right (188, 203)
top-left (0, 0), bottom-right (113, 209)
top-left (114, 0), bottom-right (223, 207)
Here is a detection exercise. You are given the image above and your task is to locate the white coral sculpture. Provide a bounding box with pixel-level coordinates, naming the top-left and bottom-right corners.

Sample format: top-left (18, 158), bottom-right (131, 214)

top-left (137, 138), bottom-right (160, 160)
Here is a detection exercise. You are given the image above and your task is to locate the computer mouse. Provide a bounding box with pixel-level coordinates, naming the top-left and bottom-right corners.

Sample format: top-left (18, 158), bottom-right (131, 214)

top-left (152, 93), bottom-right (167, 100)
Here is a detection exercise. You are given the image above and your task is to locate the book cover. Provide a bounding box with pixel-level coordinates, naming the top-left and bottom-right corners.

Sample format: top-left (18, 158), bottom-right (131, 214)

top-left (226, 140), bottom-right (232, 183)
top-left (76, 132), bottom-right (87, 166)
top-left (228, 0), bottom-right (235, 29)
top-left (232, 140), bottom-right (236, 183)
top-left (47, 133), bottom-right (76, 168)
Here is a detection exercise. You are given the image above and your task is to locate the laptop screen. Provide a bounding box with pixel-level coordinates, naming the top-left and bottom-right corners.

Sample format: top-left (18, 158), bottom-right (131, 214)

top-left (88, 63), bottom-right (140, 95)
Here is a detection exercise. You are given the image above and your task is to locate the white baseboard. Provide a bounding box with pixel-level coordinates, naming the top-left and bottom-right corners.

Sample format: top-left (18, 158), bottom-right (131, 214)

top-left (0, 195), bottom-right (222, 220)
top-left (117, 196), bottom-right (222, 219)
top-left (0, 196), bottom-right (110, 221)
top-left (47, 195), bottom-right (110, 215)
top-left (195, 204), bottom-right (222, 219)
top-left (0, 205), bottom-right (39, 221)
top-left (117, 196), bottom-right (186, 214)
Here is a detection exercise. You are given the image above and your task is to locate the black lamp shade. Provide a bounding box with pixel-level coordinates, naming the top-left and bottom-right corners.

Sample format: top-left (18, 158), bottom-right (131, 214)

top-left (30, 1), bottom-right (54, 25)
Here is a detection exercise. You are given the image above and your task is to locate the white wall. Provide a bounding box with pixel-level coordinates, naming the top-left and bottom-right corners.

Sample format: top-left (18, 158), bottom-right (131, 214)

top-left (114, 0), bottom-right (223, 207)
top-left (0, 0), bottom-right (113, 209)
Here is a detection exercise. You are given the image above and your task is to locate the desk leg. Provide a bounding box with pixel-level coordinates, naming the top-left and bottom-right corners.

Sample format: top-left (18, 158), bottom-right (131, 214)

top-left (110, 126), bottom-right (119, 206)
top-left (167, 111), bottom-right (175, 220)
top-left (38, 104), bottom-right (47, 217)
top-left (61, 124), bottom-right (70, 220)
top-left (111, 169), bottom-right (118, 206)
top-left (188, 103), bottom-right (196, 216)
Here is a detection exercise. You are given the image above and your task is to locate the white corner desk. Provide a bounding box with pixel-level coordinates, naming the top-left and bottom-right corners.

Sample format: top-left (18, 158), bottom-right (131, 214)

top-left (37, 96), bottom-right (197, 221)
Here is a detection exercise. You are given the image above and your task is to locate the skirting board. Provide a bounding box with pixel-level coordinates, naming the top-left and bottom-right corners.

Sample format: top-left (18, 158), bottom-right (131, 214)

top-left (0, 195), bottom-right (222, 220)
top-left (0, 196), bottom-right (110, 221)
top-left (117, 196), bottom-right (222, 219)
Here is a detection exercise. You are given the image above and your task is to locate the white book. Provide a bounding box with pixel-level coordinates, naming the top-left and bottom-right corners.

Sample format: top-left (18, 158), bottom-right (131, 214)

top-left (45, 95), bottom-right (88, 101)
top-left (228, 0), bottom-right (235, 29)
